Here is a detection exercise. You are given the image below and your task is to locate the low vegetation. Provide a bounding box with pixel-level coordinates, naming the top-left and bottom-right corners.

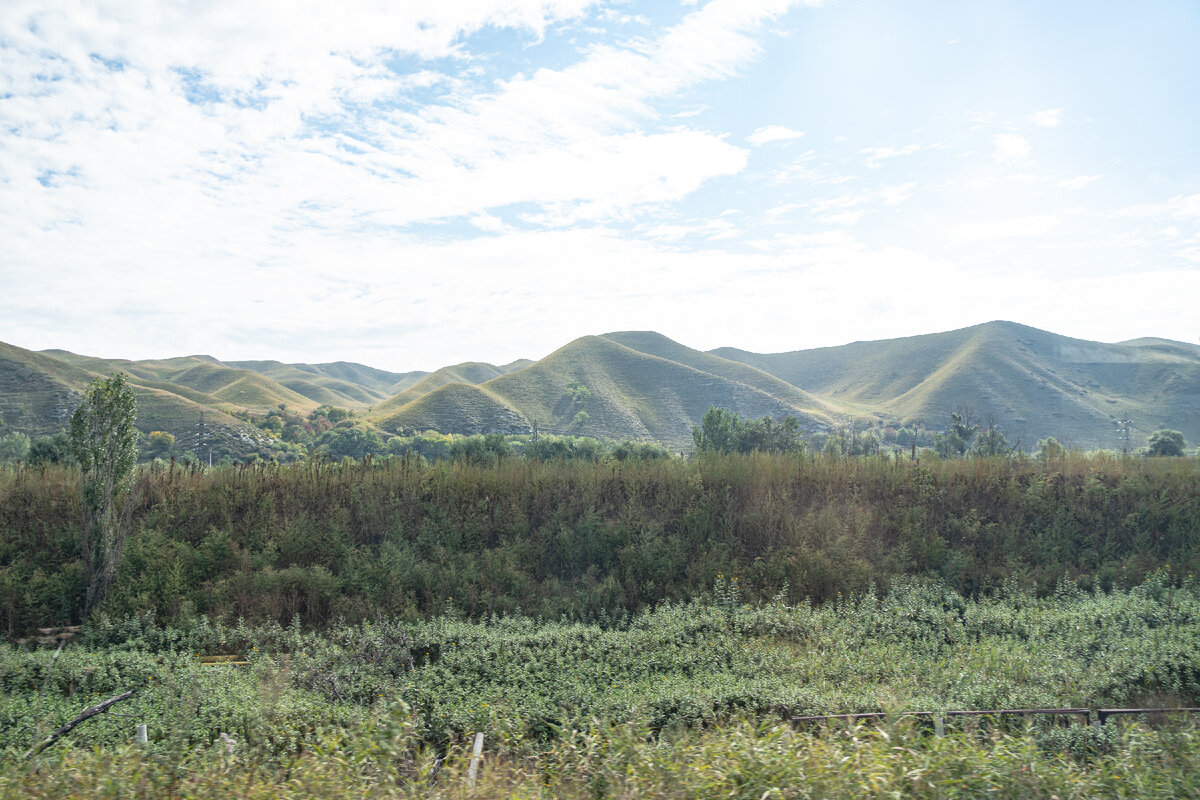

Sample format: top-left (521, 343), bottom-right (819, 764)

top-left (2, 582), bottom-right (1199, 796)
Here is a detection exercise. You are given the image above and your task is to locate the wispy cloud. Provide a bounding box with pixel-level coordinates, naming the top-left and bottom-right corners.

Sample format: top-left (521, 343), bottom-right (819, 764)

top-left (992, 133), bottom-right (1031, 166)
top-left (747, 125), bottom-right (805, 145)
top-left (859, 144), bottom-right (921, 168)
top-left (947, 214), bottom-right (1058, 244)
top-left (1, 0), bottom-right (815, 241)
top-left (1058, 175), bottom-right (1101, 191)
top-left (1028, 108), bottom-right (1064, 128)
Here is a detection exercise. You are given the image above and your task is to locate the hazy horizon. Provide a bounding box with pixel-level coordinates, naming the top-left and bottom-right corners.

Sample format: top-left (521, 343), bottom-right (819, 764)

top-left (3, 0), bottom-right (1198, 372)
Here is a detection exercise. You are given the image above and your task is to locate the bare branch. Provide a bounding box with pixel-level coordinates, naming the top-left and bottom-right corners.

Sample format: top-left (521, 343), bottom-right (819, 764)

top-left (24, 689), bottom-right (138, 759)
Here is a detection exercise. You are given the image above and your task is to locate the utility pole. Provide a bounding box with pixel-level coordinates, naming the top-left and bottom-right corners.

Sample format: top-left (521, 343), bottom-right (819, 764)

top-left (1115, 414), bottom-right (1134, 455)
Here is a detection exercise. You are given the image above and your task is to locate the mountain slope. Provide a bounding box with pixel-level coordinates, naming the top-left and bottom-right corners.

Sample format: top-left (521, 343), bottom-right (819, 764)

top-left (227, 360), bottom-right (429, 403)
top-left (11, 321), bottom-right (1200, 455)
top-left (601, 331), bottom-right (846, 419)
top-left (225, 360), bottom-right (390, 407)
top-left (712, 321), bottom-right (1200, 449)
top-left (373, 359), bottom-right (539, 415)
top-left (4, 342), bottom-right (271, 455)
top-left (373, 382), bottom-right (530, 435)
top-left (481, 335), bottom-right (834, 448)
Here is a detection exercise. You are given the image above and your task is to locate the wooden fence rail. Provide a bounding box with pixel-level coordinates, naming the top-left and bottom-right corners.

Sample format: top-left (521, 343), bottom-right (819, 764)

top-left (792, 707), bottom-right (1200, 732)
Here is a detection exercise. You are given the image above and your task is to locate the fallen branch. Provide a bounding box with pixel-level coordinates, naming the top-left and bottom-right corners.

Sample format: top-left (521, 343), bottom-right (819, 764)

top-left (24, 689), bottom-right (137, 759)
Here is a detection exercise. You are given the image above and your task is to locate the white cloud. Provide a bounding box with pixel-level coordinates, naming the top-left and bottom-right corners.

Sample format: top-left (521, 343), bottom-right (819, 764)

top-left (747, 125), bottom-right (804, 145)
top-left (860, 144), bottom-right (921, 168)
top-left (1058, 175), bottom-right (1102, 191)
top-left (470, 214), bottom-right (512, 234)
top-left (877, 182), bottom-right (917, 205)
top-left (992, 133), bottom-right (1031, 166)
top-left (818, 210), bottom-right (866, 227)
top-left (802, 183), bottom-right (917, 227)
top-left (1119, 194), bottom-right (1200, 222)
top-left (947, 215), bottom-right (1059, 244)
top-left (1028, 108), bottom-right (1064, 128)
top-left (1, 0), bottom-right (815, 244)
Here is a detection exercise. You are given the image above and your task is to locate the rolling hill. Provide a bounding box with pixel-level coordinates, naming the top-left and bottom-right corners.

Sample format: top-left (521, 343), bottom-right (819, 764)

top-left (1, 342), bottom-right (273, 458)
top-left (373, 360), bottom-right (537, 414)
top-left (370, 335), bottom-right (838, 448)
top-left (5, 321), bottom-right (1199, 455)
top-left (711, 321), bottom-right (1200, 450)
top-left (373, 382), bottom-right (531, 435)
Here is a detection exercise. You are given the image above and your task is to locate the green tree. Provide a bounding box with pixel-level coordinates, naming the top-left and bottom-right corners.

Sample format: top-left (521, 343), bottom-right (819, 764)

top-left (70, 373), bottom-right (139, 617)
top-left (741, 414), bottom-right (804, 454)
top-left (936, 407), bottom-right (978, 458)
top-left (450, 433), bottom-right (512, 463)
top-left (612, 440), bottom-right (670, 461)
top-left (1146, 429), bottom-right (1186, 457)
top-left (145, 430), bottom-right (176, 459)
top-left (568, 381), bottom-right (592, 405)
top-left (972, 417), bottom-right (1012, 457)
top-left (320, 426), bottom-right (384, 460)
top-left (0, 431), bottom-right (31, 464)
top-left (693, 407), bottom-right (740, 454)
top-left (27, 431), bottom-right (74, 466)
top-left (1035, 436), bottom-right (1065, 462)
top-left (693, 407), bottom-right (805, 455)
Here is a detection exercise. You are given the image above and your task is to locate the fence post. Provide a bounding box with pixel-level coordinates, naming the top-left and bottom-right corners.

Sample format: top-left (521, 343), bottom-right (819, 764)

top-left (136, 724), bottom-right (148, 745)
top-left (467, 732), bottom-right (484, 787)
top-left (934, 716), bottom-right (945, 738)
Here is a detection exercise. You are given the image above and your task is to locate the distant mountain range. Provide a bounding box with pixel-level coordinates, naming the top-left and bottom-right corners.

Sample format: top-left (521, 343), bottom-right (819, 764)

top-left (1, 321), bottom-right (1197, 454)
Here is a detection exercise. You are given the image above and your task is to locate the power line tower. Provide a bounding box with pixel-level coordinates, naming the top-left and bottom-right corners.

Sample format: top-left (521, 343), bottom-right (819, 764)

top-left (1115, 413), bottom-right (1134, 455)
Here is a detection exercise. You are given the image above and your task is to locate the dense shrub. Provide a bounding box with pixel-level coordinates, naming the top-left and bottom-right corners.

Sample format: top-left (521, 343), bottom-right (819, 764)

top-left (1, 454), bottom-right (1198, 630)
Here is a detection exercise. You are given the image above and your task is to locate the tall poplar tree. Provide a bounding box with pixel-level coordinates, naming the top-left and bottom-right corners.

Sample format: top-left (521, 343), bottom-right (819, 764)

top-left (70, 373), bottom-right (138, 617)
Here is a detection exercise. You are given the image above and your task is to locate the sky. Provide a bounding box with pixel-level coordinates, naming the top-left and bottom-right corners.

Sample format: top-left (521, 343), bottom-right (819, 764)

top-left (2, 0), bottom-right (1198, 372)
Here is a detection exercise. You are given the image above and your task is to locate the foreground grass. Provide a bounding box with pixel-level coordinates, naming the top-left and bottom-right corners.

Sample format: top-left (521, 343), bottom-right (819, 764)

top-left (2, 578), bottom-right (1198, 759)
top-left (4, 718), bottom-right (1200, 799)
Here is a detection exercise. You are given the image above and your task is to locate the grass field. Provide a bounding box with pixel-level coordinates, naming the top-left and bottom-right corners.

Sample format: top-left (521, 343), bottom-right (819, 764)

top-left (2, 583), bottom-right (1199, 797)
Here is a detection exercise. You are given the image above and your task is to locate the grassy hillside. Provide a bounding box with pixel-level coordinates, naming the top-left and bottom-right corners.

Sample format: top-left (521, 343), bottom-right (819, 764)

top-left (713, 321), bottom-right (1200, 449)
top-left (228, 359), bottom-right (439, 402)
top-left (602, 331), bottom-right (850, 420)
top-left (40, 349), bottom-right (321, 413)
top-left (11, 322), bottom-right (1200, 453)
top-left (482, 336), bottom-right (833, 448)
top-left (302, 360), bottom-right (423, 394)
top-left (374, 361), bottom-right (525, 413)
top-left (150, 363), bottom-right (317, 413)
top-left (372, 382), bottom-right (531, 435)
top-left (225, 360), bottom-right (391, 407)
top-left (0, 343), bottom-right (98, 436)
top-left (2, 343), bottom-right (271, 458)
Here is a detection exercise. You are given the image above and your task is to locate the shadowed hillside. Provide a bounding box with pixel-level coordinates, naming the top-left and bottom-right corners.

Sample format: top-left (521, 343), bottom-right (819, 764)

top-left (226, 360), bottom-right (391, 407)
top-left (374, 360), bottom-right (536, 413)
top-left (228, 359), bottom-right (429, 400)
top-left (480, 335), bottom-right (834, 448)
top-left (373, 382), bottom-right (531, 435)
top-left (42, 350), bottom-right (320, 413)
top-left (2, 342), bottom-right (271, 456)
top-left (712, 321), bottom-right (1200, 449)
top-left (602, 331), bottom-right (847, 420)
